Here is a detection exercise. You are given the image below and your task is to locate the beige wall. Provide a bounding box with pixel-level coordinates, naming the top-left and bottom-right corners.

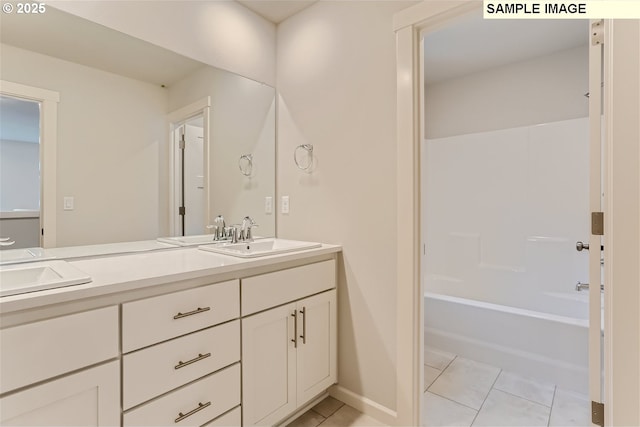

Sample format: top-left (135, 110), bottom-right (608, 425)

top-left (1, 44), bottom-right (167, 247)
top-left (277, 1), bottom-right (417, 412)
top-left (425, 45), bottom-right (589, 139)
top-left (49, 0), bottom-right (277, 86)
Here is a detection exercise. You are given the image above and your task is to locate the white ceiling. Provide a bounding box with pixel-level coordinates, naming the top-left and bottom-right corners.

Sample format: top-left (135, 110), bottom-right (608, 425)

top-left (0, 7), bottom-right (204, 87)
top-left (424, 10), bottom-right (589, 85)
top-left (237, 0), bottom-right (318, 23)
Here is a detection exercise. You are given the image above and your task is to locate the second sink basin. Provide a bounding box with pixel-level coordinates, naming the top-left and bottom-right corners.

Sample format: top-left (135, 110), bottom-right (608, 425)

top-left (199, 238), bottom-right (321, 258)
top-left (0, 260), bottom-right (92, 297)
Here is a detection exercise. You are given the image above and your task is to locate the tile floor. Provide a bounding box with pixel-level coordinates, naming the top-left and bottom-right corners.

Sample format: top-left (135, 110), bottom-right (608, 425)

top-left (423, 347), bottom-right (592, 427)
top-left (288, 348), bottom-right (591, 427)
top-left (287, 396), bottom-right (385, 427)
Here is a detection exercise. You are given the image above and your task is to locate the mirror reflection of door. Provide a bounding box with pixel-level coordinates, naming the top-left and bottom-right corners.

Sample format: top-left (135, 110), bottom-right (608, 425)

top-left (174, 114), bottom-right (205, 236)
top-left (0, 95), bottom-right (41, 249)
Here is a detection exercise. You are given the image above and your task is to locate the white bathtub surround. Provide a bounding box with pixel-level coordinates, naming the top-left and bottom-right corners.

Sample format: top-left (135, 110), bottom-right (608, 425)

top-left (422, 349), bottom-right (590, 427)
top-left (424, 293), bottom-right (588, 393)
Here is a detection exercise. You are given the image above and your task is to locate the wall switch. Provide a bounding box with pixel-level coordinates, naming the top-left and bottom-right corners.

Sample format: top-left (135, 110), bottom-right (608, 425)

top-left (265, 196), bottom-right (273, 214)
top-left (281, 196), bottom-right (290, 214)
top-left (63, 196), bottom-right (74, 211)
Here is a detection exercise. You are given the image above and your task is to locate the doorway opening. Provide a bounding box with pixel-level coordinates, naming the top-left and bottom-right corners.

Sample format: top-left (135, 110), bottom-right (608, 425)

top-left (419, 11), bottom-right (596, 426)
top-left (168, 97), bottom-right (210, 237)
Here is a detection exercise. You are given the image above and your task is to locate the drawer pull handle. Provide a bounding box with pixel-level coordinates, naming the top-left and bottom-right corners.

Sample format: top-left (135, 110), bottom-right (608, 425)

top-left (175, 401), bottom-right (211, 423)
top-left (175, 352), bottom-right (211, 370)
top-left (173, 306), bottom-right (210, 320)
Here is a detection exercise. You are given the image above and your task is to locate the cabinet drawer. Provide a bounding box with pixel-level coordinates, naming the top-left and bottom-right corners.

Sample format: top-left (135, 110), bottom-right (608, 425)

top-left (122, 280), bottom-right (239, 352)
top-left (242, 260), bottom-right (335, 316)
top-left (0, 306), bottom-right (118, 394)
top-left (123, 320), bottom-right (240, 409)
top-left (124, 363), bottom-right (240, 427)
top-left (204, 406), bottom-right (241, 426)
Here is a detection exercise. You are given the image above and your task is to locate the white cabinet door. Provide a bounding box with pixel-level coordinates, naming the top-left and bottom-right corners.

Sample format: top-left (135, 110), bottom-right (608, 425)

top-left (296, 290), bottom-right (337, 404)
top-left (242, 303), bottom-right (297, 426)
top-left (0, 361), bottom-right (119, 427)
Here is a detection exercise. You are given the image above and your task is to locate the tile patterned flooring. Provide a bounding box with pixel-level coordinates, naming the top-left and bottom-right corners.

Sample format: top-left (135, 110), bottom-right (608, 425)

top-left (289, 348), bottom-right (591, 427)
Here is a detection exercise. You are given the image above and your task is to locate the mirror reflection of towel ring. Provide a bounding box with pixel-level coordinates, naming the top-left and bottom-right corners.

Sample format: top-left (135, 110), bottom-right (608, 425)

top-left (294, 144), bottom-right (313, 172)
top-left (239, 154), bottom-right (253, 176)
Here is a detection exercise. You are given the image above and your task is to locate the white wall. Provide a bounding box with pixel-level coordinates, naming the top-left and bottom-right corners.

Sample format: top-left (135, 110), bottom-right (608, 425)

top-left (277, 0), bottom-right (417, 412)
top-left (168, 67), bottom-right (276, 236)
top-left (424, 118), bottom-right (590, 316)
top-left (1, 44), bottom-right (168, 247)
top-left (425, 45), bottom-right (589, 139)
top-left (49, 0), bottom-right (277, 86)
top-left (0, 140), bottom-right (40, 211)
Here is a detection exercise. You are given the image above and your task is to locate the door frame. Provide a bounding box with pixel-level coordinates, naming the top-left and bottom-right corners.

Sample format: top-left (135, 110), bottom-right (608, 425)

top-left (0, 80), bottom-right (59, 248)
top-left (167, 97), bottom-right (210, 237)
top-left (394, 3), bottom-right (639, 426)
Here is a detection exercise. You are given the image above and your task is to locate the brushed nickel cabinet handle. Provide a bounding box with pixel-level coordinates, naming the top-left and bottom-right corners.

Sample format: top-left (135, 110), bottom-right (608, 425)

top-left (291, 310), bottom-right (297, 348)
top-left (174, 352), bottom-right (211, 370)
top-left (173, 306), bottom-right (210, 320)
top-left (300, 307), bottom-right (306, 344)
top-left (174, 401), bottom-right (211, 423)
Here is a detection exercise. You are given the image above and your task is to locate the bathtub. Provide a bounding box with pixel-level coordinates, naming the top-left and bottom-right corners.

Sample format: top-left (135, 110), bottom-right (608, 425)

top-left (424, 291), bottom-right (589, 394)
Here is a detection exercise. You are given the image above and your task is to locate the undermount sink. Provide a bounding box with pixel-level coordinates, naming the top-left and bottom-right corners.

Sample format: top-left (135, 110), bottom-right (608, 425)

top-left (0, 260), bottom-right (92, 297)
top-left (157, 234), bottom-right (220, 246)
top-left (199, 238), bottom-right (321, 258)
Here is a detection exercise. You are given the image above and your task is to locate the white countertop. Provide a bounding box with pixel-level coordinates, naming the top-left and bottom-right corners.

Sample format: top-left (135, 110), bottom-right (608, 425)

top-left (0, 242), bottom-right (341, 314)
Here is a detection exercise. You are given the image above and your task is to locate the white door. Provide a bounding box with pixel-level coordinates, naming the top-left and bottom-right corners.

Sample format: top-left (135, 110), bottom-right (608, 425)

top-left (0, 361), bottom-right (119, 426)
top-left (296, 290), bottom-right (337, 404)
top-left (242, 303), bottom-right (297, 426)
top-left (587, 19), bottom-right (604, 426)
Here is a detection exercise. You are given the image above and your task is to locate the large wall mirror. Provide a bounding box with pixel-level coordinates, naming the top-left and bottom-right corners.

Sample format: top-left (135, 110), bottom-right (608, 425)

top-left (0, 6), bottom-right (276, 248)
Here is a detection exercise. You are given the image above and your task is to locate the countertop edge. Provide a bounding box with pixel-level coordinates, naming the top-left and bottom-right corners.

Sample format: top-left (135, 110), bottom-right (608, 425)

top-left (0, 244), bottom-right (342, 316)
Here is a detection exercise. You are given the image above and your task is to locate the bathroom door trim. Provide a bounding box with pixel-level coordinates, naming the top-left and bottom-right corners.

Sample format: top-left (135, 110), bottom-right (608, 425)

top-left (0, 80), bottom-right (59, 248)
top-left (394, 4), bottom-right (639, 426)
top-left (167, 97), bottom-right (211, 237)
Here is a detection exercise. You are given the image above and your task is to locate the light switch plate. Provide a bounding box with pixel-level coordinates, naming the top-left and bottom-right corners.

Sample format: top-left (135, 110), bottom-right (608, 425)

top-left (265, 196), bottom-right (273, 214)
top-left (281, 196), bottom-right (290, 214)
top-left (63, 196), bottom-right (74, 211)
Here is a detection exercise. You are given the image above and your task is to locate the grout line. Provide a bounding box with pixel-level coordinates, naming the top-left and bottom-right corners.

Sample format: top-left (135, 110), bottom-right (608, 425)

top-left (424, 365), bottom-right (445, 392)
top-left (310, 408), bottom-right (328, 419)
top-left (427, 390), bottom-right (480, 412)
top-left (469, 368), bottom-right (502, 426)
top-left (492, 387), bottom-right (553, 408)
top-left (547, 386), bottom-right (558, 427)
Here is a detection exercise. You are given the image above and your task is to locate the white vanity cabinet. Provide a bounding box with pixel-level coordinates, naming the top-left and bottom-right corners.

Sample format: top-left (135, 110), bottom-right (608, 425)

top-left (0, 306), bottom-right (120, 426)
top-left (121, 280), bottom-right (241, 426)
top-left (241, 260), bottom-right (337, 426)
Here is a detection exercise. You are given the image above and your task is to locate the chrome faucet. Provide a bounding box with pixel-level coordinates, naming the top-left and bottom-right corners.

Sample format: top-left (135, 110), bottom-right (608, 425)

top-left (240, 216), bottom-right (258, 241)
top-left (206, 215), bottom-right (227, 241)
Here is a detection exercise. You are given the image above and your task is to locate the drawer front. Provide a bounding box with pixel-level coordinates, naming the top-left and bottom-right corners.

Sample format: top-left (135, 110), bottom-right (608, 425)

top-left (124, 363), bottom-right (240, 427)
top-left (122, 280), bottom-right (239, 352)
top-left (242, 260), bottom-right (336, 316)
top-left (0, 306), bottom-right (118, 394)
top-left (204, 406), bottom-right (241, 426)
top-left (123, 320), bottom-right (240, 409)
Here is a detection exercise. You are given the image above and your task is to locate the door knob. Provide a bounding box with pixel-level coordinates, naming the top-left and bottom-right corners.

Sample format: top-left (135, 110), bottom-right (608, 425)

top-left (576, 241), bottom-right (589, 251)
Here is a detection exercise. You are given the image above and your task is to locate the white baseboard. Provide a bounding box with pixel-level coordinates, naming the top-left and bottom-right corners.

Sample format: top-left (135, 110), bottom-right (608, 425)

top-left (329, 385), bottom-right (397, 426)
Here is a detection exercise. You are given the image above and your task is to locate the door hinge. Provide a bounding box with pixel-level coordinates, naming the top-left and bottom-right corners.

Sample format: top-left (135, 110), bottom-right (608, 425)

top-left (179, 127), bottom-right (186, 149)
top-left (179, 206), bottom-right (185, 216)
top-left (592, 401), bottom-right (604, 426)
top-left (179, 139), bottom-right (185, 150)
top-left (591, 20), bottom-right (604, 46)
top-left (592, 212), bottom-right (604, 236)
top-left (41, 228), bottom-right (44, 236)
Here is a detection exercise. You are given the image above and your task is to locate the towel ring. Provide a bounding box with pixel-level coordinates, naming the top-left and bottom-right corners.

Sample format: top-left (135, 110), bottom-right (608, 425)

top-left (238, 154), bottom-right (253, 176)
top-left (294, 144), bottom-right (313, 172)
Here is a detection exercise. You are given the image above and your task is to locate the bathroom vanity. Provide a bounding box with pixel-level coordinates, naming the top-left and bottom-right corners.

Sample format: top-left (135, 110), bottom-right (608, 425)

top-left (0, 241), bottom-right (340, 426)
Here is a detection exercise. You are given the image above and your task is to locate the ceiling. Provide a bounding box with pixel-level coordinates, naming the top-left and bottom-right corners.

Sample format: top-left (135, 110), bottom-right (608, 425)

top-left (424, 10), bottom-right (589, 85)
top-left (237, 0), bottom-right (318, 23)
